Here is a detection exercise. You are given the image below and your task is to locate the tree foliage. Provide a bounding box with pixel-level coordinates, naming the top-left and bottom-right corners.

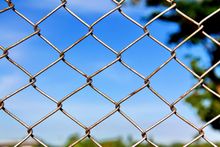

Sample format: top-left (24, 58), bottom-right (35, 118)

top-left (141, 0), bottom-right (220, 130)
top-left (62, 134), bottom-right (220, 147)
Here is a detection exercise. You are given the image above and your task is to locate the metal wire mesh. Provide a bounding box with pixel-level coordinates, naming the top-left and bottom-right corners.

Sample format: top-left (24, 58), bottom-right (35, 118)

top-left (0, 0), bottom-right (220, 146)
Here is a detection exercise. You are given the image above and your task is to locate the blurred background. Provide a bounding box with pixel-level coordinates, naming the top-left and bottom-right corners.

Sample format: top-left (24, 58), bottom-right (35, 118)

top-left (0, 0), bottom-right (220, 146)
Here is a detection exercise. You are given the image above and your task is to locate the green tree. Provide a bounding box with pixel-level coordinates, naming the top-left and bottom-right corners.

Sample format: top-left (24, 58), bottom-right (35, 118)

top-left (64, 134), bottom-right (126, 147)
top-left (63, 134), bottom-right (158, 147)
top-left (139, 0), bottom-right (220, 130)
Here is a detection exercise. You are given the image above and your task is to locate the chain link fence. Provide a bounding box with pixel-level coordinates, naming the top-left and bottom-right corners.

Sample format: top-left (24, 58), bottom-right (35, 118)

top-left (0, 0), bottom-right (220, 146)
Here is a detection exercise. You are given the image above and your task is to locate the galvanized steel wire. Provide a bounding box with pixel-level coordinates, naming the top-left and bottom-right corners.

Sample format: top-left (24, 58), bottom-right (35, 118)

top-left (0, 0), bottom-right (220, 146)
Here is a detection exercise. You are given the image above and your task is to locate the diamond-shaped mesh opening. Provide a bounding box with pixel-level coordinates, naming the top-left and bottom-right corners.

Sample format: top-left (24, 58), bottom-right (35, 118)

top-left (175, 42), bottom-right (211, 67)
top-left (150, 60), bottom-right (199, 103)
top-left (63, 86), bottom-right (113, 126)
top-left (4, 86), bottom-right (56, 124)
top-left (121, 88), bottom-right (170, 129)
top-left (92, 62), bottom-right (143, 101)
top-left (93, 10), bottom-right (144, 51)
top-left (123, 36), bottom-right (170, 76)
top-left (39, 8), bottom-right (88, 50)
top-left (8, 35), bottom-right (58, 74)
top-left (146, 8), bottom-right (200, 48)
top-left (65, 36), bottom-right (116, 75)
top-left (174, 33), bottom-right (220, 87)
top-left (36, 61), bottom-right (85, 100)
top-left (174, 100), bottom-right (205, 127)
top-left (91, 112), bottom-right (141, 143)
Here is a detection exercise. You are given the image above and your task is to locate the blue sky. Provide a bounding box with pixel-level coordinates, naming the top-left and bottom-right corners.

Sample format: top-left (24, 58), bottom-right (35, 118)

top-left (0, 0), bottom-right (219, 146)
